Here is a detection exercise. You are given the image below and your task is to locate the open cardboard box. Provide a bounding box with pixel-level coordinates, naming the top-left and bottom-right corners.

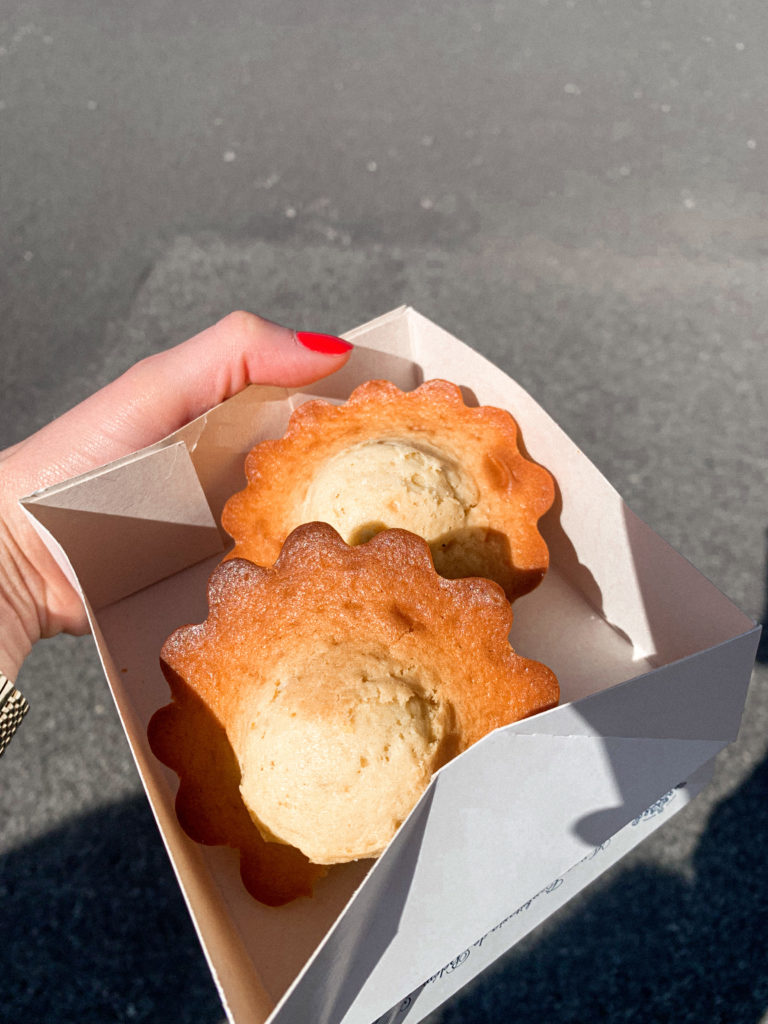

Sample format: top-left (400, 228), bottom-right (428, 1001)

top-left (22, 307), bottom-right (759, 1024)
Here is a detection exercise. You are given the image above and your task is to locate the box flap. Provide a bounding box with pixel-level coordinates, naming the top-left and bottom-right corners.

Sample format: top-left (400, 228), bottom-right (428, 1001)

top-left (21, 442), bottom-right (223, 609)
top-left (371, 758), bottom-right (717, 1023)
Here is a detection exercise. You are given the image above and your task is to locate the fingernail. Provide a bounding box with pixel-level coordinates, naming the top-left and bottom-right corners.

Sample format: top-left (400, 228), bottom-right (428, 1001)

top-left (295, 331), bottom-right (353, 355)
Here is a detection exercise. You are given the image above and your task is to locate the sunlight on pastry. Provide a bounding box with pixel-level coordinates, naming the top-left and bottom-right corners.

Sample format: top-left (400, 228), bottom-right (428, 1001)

top-left (235, 647), bottom-right (450, 864)
top-left (301, 438), bottom-right (478, 546)
top-left (222, 379), bottom-right (556, 603)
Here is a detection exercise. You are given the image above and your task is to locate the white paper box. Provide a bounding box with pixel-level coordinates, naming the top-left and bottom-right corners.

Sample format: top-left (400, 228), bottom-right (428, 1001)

top-left (21, 307), bottom-right (759, 1024)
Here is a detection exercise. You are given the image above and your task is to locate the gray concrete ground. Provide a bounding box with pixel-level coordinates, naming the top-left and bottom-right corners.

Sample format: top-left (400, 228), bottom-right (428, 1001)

top-left (1, 1), bottom-right (767, 1021)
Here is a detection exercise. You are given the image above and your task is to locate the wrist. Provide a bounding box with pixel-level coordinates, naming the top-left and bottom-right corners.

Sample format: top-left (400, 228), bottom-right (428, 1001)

top-left (0, 605), bottom-right (34, 681)
top-left (0, 522), bottom-right (39, 680)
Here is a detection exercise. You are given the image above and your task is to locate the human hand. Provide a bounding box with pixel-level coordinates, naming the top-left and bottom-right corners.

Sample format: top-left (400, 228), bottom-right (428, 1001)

top-left (0, 312), bottom-right (352, 679)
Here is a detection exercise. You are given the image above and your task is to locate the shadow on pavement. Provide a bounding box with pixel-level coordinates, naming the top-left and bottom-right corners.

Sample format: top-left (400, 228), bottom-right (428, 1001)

top-left (0, 795), bottom-right (223, 1024)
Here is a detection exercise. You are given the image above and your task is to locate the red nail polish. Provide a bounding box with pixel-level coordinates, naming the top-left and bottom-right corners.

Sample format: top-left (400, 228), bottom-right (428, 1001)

top-left (295, 331), bottom-right (353, 355)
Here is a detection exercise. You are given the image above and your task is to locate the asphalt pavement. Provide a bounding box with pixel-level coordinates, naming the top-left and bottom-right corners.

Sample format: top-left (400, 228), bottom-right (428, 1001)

top-left (1, 2), bottom-right (767, 1022)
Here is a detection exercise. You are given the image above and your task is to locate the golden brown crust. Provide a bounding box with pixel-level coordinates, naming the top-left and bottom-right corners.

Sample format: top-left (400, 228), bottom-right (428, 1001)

top-left (150, 524), bottom-right (559, 902)
top-left (221, 379), bottom-right (555, 602)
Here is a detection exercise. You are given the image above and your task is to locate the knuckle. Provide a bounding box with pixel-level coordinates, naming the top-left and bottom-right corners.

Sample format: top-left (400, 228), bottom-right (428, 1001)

top-left (218, 309), bottom-right (271, 338)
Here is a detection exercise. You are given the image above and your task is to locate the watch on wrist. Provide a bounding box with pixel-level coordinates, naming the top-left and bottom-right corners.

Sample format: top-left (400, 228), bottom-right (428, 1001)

top-left (0, 672), bottom-right (29, 756)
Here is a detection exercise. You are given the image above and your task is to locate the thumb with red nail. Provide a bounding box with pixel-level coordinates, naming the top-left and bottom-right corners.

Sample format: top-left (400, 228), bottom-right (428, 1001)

top-left (0, 311), bottom-right (353, 679)
top-left (294, 330), bottom-right (354, 355)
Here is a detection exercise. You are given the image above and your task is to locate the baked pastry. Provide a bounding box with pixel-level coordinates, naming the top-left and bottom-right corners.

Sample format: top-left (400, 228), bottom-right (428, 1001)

top-left (150, 523), bottom-right (559, 904)
top-left (221, 379), bottom-right (555, 603)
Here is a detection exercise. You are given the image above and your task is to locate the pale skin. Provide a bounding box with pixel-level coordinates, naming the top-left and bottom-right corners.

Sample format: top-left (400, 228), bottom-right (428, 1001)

top-left (0, 311), bottom-right (352, 681)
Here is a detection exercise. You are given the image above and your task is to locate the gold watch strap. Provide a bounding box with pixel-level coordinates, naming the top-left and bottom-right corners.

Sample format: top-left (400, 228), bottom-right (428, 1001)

top-left (0, 672), bottom-right (29, 756)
